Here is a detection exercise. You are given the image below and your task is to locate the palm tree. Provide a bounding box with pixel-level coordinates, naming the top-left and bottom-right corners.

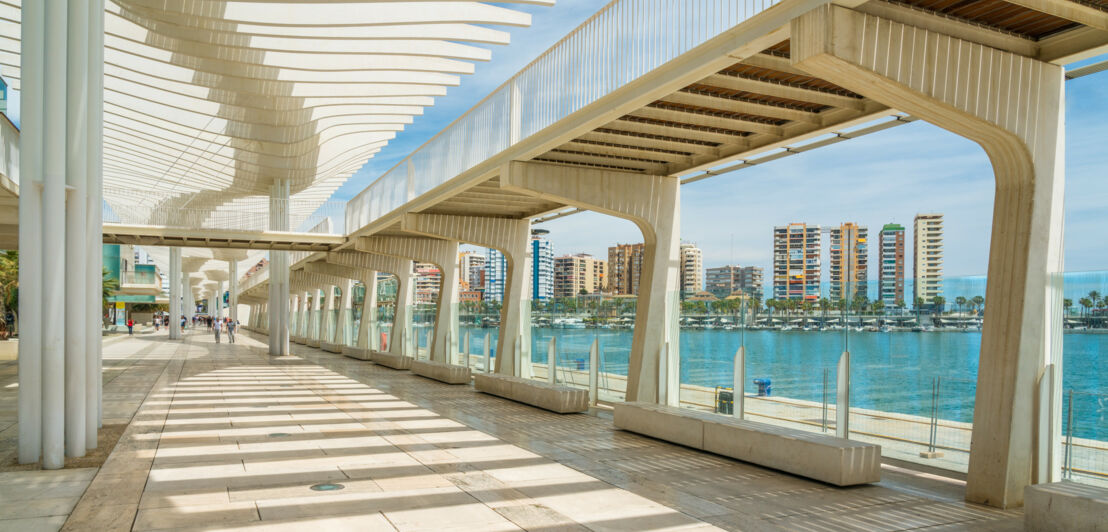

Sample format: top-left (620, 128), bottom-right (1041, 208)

top-left (971, 295), bottom-right (984, 315)
top-left (1089, 290), bottom-right (1101, 308)
top-left (954, 296), bottom-right (967, 316)
top-left (1079, 297), bottom-right (1093, 320)
top-left (931, 296), bottom-right (945, 315)
top-left (1063, 298), bottom-right (1073, 317)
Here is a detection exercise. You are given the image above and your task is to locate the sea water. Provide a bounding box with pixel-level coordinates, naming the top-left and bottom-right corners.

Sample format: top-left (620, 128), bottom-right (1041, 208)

top-left (455, 325), bottom-right (1107, 441)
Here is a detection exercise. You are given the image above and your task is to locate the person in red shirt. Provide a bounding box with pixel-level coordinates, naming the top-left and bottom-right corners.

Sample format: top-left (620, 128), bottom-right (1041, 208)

top-left (126, 319), bottom-right (134, 335)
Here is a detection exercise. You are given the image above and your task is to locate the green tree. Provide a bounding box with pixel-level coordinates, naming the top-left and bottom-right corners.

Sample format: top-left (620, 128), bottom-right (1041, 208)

top-left (0, 251), bottom-right (17, 334)
top-left (954, 296), bottom-right (967, 315)
top-left (931, 296), bottom-right (945, 315)
top-left (103, 267), bottom-right (120, 307)
top-left (1079, 297), bottom-right (1093, 319)
top-left (971, 295), bottom-right (984, 315)
top-left (1063, 298), bottom-right (1073, 316)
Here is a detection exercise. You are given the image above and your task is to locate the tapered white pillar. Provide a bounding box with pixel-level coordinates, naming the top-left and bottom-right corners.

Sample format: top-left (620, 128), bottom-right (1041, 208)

top-left (336, 279), bottom-right (353, 345)
top-left (501, 162), bottom-right (680, 400)
top-left (357, 273), bottom-right (378, 349)
top-left (169, 248), bottom-right (181, 340)
top-left (390, 267), bottom-right (414, 357)
top-left (85, 0), bottom-right (105, 440)
top-left (268, 180), bottom-right (290, 355)
top-left (228, 260), bottom-right (238, 322)
top-left (41, 0), bottom-right (70, 469)
top-left (791, 5), bottom-right (1065, 507)
top-left (17, 0), bottom-right (45, 466)
top-left (320, 284), bottom-right (335, 342)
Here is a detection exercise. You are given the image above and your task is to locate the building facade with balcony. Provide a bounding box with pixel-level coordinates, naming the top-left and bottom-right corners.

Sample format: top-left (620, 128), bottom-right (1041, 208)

top-left (829, 223), bottom-right (868, 302)
top-left (773, 224), bottom-right (820, 301)
top-left (913, 214), bottom-right (944, 309)
top-left (607, 243), bottom-right (644, 295)
top-left (553, 253), bottom-right (607, 297)
top-left (706, 265), bottom-right (764, 299)
top-left (879, 223), bottom-right (906, 307)
top-left (679, 242), bottom-right (703, 298)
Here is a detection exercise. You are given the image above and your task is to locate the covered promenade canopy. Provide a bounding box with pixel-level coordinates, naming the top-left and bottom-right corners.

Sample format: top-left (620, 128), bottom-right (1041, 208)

top-left (6, 0), bottom-right (1108, 518)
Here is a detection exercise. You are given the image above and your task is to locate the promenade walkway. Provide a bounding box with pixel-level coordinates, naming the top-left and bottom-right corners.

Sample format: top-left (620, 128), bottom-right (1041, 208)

top-left (1, 330), bottom-right (1024, 531)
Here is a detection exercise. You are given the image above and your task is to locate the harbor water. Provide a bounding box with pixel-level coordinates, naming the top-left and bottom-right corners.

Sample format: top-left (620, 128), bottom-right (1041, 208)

top-left (455, 325), bottom-right (1107, 441)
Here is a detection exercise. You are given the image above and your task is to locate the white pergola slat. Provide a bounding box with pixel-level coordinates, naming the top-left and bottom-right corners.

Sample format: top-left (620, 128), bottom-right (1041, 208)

top-left (3, 0), bottom-right (545, 240)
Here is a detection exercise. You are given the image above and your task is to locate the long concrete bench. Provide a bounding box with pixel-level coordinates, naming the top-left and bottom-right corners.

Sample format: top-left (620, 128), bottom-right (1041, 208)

top-left (614, 402), bottom-right (881, 486)
top-left (370, 350), bottom-right (412, 370)
top-left (1025, 481), bottom-right (1108, 531)
top-left (321, 342), bottom-right (344, 353)
top-left (411, 359), bottom-right (471, 385)
top-left (290, 336), bottom-right (306, 345)
top-left (473, 373), bottom-right (588, 414)
top-left (342, 346), bottom-right (371, 360)
top-left (306, 338), bottom-right (321, 348)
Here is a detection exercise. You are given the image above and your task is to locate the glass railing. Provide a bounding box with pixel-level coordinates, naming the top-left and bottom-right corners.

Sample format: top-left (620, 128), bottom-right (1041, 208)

top-left (658, 273), bottom-right (1106, 484)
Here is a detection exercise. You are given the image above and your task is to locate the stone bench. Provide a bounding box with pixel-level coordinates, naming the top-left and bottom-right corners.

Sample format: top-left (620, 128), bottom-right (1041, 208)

top-left (1025, 481), bottom-right (1108, 531)
top-left (370, 351), bottom-right (412, 370)
top-left (614, 402), bottom-right (881, 486)
top-left (321, 342), bottom-right (344, 353)
top-left (342, 346), bottom-right (371, 360)
top-left (306, 338), bottom-right (321, 348)
top-left (473, 373), bottom-right (588, 414)
top-left (411, 359), bottom-right (471, 385)
top-left (290, 336), bottom-right (306, 345)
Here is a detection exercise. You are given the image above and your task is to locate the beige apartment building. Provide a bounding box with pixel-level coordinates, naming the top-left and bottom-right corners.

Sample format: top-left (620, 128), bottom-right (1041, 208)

top-left (607, 243), bottom-right (645, 295)
top-left (679, 243), bottom-right (703, 297)
top-left (553, 254), bottom-right (607, 297)
top-left (829, 223), bottom-right (868, 302)
top-left (913, 214), bottom-right (944, 308)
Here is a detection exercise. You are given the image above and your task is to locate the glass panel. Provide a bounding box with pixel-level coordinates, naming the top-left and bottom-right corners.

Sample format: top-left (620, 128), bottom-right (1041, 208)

top-left (1061, 270), bottom-right (1108, 486)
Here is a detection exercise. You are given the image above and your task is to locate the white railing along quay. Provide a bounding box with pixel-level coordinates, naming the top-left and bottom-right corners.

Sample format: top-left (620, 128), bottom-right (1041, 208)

top-left (346, 0), bottom-right (785, 233)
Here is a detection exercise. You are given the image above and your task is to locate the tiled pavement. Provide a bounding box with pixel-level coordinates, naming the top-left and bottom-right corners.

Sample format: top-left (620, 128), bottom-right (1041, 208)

top-left (2, 329), bottom-right (1022, 531)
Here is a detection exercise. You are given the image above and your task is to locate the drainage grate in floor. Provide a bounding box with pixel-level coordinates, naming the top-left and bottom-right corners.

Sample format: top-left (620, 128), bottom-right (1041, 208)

top-left (268, 433), bottom-right (291, 438)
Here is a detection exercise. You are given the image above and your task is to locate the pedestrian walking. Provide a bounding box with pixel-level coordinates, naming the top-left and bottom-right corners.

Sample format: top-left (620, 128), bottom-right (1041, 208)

top-left (126, 318), bottom-right (134, 335)
top-left (226, 318), bottom-right (236, 344)
top-left (154, 316), bottom-right (160, 332)
top-left (214, 318), bottom-right (222, 343)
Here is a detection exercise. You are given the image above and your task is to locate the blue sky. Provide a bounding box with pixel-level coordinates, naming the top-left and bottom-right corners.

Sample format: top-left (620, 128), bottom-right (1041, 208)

top-left (331, 1), bottom-right (1107, 280)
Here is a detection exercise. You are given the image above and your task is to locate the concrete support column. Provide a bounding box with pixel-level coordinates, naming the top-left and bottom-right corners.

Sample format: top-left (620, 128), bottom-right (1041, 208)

top-left (392, 267), bottom-right (414, 357)
top-left (354, 237), bottom-right (461, 363)
top-left (297, 290), bottom-right (310, 337)
top-left (228, 261), bottom-right (238, 323)
top-left (332, 279), bottom-right (350, 345)
top-left (357, 272), bottom-right (379, 349)
top-left (500, 162), bottom-right (680, 401)
top-left (169, 248), bottom-right (181, 340)
top-left (85, 0), bottom-right (105, 438)
top-left (17, 0), bottom-right (45, 466)
top-left (63, 0), bottom-right (90, 459)
top-left (321, 285), bottom-right (335, 342)
top-left (268, 179), bottom-right (290, 355)
top-left (791, 5), bottom-right (1065, 508)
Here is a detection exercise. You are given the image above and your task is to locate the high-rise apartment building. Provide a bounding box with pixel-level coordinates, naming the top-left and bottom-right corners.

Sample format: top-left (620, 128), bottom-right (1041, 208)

top-left (607, 243), bottom-right (645, 295)
top-left (878, 223), bottom-right (906, 306)
top-left (458, 251), bottom-right (486, 295)
top-left (679, 242), bottom-right (703, 297)
top-left (913, 214), bottom-right (944, 309)
top-left (484, 248), bottom-right (506, 303)
top-left (413, 262), bottom-right (441, 304)
top-left (773, 223), bottom-right (820, 301)
top-left (531, 230), bottom-right (554, 301)
top-left (705, 265), bottom-right (764, 298)
top-left (829, 223), bottom-right (868, 302)
top-left (553, 254), bottom-right (607, 297)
